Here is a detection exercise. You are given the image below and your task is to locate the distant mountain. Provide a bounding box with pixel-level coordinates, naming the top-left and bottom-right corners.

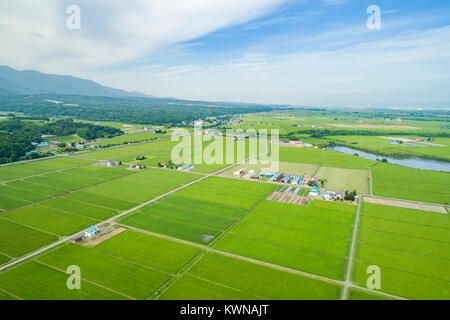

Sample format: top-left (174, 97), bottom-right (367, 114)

top-left (0, 66), bottom-right (150, 98)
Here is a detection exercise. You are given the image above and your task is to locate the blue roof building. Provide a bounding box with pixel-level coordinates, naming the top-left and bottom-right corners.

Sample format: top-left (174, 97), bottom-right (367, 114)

top-left (84, 225), bottom-right (99, 239)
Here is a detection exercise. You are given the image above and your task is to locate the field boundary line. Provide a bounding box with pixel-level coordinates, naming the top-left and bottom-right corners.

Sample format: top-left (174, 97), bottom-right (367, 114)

top-left (241, 217), bottom-right (353, 242)
top-left (187, 273), bottom-right (269, 300)
top-left (346, 284), bottom-right (405, 300)
top-left (360, 216), bottom-right (450, 235)
top-left (132, 211), bottom-right (226, 233)
top-left (340, 195), bottom-right (363, 300)
top-left (121, 224), bottom-right (342, 285)
top-left (0, 156), bottom-right (248, 273)
top-left (147, 250), bottom-right (209, 300)
top-left (0, 166), bottom-right (142, 215)
top-left (0, 215), bottom-right (61, 238)
top-left (87, 245), bottom-right (173, 277)
top-left (57, 196), bottom-right (120, 213)
top-left (0, 287), bottom-right (24, 300)
top-left (353, 255), bottom-right (450, 284)
top-left (0, 134), bottom-right (179, 168)
top-left (356, 238), bottom-right (450, 263)
top-left (121, 223), bottom-right (407, 300)
top-left (34, 260), bottom-right (136, 300)
top-left (207, 184), bottom-right (276, 248)
top-left (0, 251), bottom-right (14, 260)
top-left (37, 203), bottom-right (102, 223)
top-left (0, 154), bottom-right (69, 168)
top-left (161, 201), bottom-right (239, 221)
top-left (219, 231), bottom-right (350, 261)
top-left (1, 162), bottom-right (95, 184)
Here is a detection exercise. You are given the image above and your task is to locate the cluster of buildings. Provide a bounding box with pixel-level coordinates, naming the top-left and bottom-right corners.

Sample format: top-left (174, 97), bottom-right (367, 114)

top-left (234, 168), bottom-right (320, 187)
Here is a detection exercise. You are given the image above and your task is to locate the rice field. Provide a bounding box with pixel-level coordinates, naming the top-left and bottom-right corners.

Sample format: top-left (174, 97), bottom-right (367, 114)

top-left (0, 130), bottom-right (448, 300)
top-left (158, 252), bottom-right (342, 300)
top-left (93, 131), bottom-right (170, 147)
top-left (371, 163), bottom-right (450, 204)
top-left (0, 230), bottom-right (201, 300)
top-left (119, 177), bottom-right (275, 244)
top-left (279, 146), bottom-right (372, 169)
top-left (0, 218), bottom-right (58, 258)
top-left (0, 157), bottom-right (95, 182)
top-left (351, 202), bottom-right (450, 300)
top-left (214, 200), bottom-right (356, 280)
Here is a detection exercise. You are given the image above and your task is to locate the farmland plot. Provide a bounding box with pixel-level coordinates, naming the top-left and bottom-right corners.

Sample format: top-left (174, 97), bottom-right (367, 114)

top-left (352, 202), bottom-right (450, 300)
top-left (0, 261), bottom-right (126, 300)
top-left (37, 244), bottom-right (170, 300)
top-left (1, 205), bottom-right (97, 236)
top-left (0, 157), bottom-right (94, 182)
top-left (0, 218), bottom-right (57, 258)
top-left (83, 168), bottom-right (198, 204)
top-left (279, 147), bottom-right (372, 169)
top-left (120, 177), bottom-right (275, 244)
top-left (371, 163), bottom-right (450, 204)
top-left (316, 167), bottom-right (368, 193)
top-left (214, 200), bottom-right (356, 280)
top-left (158, 253), bottom-right (342, 300)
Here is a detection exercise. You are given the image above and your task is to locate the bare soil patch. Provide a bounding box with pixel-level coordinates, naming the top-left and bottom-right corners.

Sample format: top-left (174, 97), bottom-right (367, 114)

top-left (364, 197), bottom-right (447, 214)
top-left (267, 191), bottom-right (309, 206)
top-left (84, 227), bottom-right (126, 247)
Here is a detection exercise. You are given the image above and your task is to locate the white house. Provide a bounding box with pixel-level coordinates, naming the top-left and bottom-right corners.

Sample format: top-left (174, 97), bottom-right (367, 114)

top-left (84, 225), bottom-right (99, 239)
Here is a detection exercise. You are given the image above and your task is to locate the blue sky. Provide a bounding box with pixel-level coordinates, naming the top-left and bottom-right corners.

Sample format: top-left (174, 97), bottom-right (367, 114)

top-left (1, 0), bottom-right (450, 107)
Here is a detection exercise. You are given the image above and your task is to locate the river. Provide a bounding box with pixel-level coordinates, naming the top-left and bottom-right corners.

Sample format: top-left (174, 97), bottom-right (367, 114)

top-left (326, 146), bottom-right (450, 172)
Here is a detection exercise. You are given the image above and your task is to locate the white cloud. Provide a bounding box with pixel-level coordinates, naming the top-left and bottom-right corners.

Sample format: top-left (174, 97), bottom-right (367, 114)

top-left (104, 25), bottom-right (450, 106)
top-left (0, 0), bottom-right (285, 74)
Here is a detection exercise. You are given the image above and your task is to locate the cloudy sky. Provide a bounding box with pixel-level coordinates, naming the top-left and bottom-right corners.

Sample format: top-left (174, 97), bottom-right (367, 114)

top-left (1, 0), bottom-right (450, 107)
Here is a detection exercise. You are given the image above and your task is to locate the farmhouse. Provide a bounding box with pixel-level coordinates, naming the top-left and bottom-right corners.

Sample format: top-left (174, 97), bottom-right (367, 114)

top-left (271, 172), bottom-right (283, 181)
top-left (106, 160), bottom-right (118, 168)
top-left (251, 171), bottom-right (263, 179)
top-left (282, 174), bottom-right (293, 183)
top-left (84, 225), bottom-right (99, 239)
top-left (291, 176), bottom-right (303, 185)
top-left (177, 164), bottom-right (190, 171)
top-left (233, 168), bottom-right (246, 177)
top-left (309, 186), bottom-right (320, 197)
top-left (130, 163), bottom-right (144, 169)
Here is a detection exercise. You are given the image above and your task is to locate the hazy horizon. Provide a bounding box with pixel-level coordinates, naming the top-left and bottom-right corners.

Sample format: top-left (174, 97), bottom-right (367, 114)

top-left (1, 0), bottom-right (450, 107)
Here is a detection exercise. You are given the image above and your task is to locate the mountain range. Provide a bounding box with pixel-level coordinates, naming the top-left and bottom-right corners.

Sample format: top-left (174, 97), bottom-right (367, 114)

top-left (0, 66), bottom-right (149, 98)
